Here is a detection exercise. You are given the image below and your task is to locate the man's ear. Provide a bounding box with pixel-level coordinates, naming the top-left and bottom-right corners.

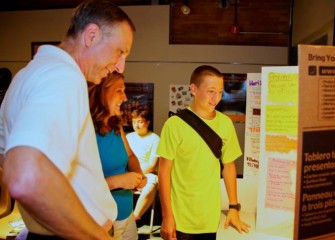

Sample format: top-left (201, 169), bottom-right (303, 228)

top-left (84, 23), bottom-right (101, 47)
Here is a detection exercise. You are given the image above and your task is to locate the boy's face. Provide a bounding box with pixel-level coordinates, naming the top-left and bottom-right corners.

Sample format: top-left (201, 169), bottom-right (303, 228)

top-left (191, 75), bottom-right (224, 112)
top-left (132, 117), bottom-right (149, 135)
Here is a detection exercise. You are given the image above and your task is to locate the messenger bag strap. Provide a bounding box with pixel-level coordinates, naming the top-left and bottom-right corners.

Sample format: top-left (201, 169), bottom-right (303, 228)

top-left (176, 108), bottom-right (223, 159)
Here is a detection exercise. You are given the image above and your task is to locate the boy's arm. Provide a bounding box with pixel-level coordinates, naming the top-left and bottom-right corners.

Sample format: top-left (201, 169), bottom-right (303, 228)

top-left (222, 161), bottom-right (250, 233)
top-left (158, 157), bottom-right (177, 240)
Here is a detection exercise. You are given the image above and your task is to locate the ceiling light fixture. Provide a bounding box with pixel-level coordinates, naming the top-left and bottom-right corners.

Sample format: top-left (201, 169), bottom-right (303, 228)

top-left (181, 0), bottom-right (191, 15)
top-left (229, 0), bottom-right (240, 34)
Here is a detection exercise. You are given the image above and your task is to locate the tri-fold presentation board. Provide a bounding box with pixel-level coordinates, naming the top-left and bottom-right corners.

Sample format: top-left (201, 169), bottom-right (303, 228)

top-left (254, 45), bottom-right (335, 240)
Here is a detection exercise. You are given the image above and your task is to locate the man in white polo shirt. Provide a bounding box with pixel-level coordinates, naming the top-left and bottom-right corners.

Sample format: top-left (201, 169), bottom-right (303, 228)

top-left (0, 0), bottom-right (135, 239)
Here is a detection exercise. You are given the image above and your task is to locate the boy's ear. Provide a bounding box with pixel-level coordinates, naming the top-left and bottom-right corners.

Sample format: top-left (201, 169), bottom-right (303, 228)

top-left (190, 83), bottom-right (196, 96)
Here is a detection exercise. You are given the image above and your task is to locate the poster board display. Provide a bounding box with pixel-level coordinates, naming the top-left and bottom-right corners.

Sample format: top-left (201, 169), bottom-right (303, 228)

top-left (244, 73), bottom-right (262, 179)
top-left (256, 66), bottom-right (298, 239)
top-left (218, 73), bottom-right (247, 123)
top-left (241, 73), bottom-right (261, 214)
top-left (169, 84), bottom-right (193, 115)
top-left (121, 83), bottom-right (154, 132)
top-left (294, 45), bottom-right (335, 240)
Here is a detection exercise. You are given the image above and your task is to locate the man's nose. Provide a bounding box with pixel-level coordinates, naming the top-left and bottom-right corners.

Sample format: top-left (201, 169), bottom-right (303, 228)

top-left (114, 57), bottom-right (126, 73)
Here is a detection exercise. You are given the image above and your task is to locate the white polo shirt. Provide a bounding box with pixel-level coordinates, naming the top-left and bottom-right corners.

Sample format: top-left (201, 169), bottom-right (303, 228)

top-left (0, 45), bottom-right (116, 234)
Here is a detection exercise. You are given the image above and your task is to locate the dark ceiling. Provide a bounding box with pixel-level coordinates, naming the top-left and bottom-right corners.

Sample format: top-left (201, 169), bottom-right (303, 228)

top-left (0, 0), bottom-right (169, 11)
top-left (0, 0), bottom-right (293, 47)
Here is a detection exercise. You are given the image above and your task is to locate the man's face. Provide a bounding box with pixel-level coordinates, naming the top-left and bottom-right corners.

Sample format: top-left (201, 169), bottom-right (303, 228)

top-left (85, 22), bottom-right (133, 84)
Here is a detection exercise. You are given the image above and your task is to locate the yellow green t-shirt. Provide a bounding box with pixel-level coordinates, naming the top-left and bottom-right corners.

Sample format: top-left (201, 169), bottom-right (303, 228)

top-left (157, 110), bottom-right (242, 233)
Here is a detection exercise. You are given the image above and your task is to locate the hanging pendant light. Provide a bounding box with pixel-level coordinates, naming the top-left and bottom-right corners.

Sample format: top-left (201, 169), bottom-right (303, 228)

top-left (230, 0), bottom-right (240, 34)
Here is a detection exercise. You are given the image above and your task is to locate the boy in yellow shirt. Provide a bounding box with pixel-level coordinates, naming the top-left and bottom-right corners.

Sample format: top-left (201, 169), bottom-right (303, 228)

top-left (157, 65), bottom-right (250, 240)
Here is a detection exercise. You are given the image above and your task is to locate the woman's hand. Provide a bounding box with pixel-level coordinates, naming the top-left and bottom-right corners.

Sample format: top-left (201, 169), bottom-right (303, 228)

top-left (136, 174), bottom-right (147, 189)
top-left (122, 172), bottom-right (144, 190)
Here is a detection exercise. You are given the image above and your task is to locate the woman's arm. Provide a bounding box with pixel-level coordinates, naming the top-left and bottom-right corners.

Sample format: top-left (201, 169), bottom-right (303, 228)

top-left (113, 126), bottom-right (147, 189)
top-left (105, 172), bottom-right (144, 190)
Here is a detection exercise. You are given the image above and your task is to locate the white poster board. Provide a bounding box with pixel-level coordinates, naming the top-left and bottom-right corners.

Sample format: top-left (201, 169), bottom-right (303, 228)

top-left (244, 73), bottom-right (262, 179)
top-left (239, 73), bottom-right (262, 214)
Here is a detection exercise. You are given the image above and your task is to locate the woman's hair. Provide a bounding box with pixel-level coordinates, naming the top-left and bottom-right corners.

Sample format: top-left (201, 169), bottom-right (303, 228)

top-left (66, 0), bottom-right (136, 39)
top-left (89, 72), bottom-right (124, 136)
top-left (190, 65), bottom-right (223, 86)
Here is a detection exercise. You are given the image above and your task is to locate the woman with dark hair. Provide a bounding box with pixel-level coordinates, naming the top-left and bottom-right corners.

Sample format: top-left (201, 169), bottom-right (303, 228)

top-left (89, 72), bottom-right (147, 240)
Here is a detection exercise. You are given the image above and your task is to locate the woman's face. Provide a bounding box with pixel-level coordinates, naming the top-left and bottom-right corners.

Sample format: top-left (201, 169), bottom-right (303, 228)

top-left (105, 77), bottom-right (128, 117)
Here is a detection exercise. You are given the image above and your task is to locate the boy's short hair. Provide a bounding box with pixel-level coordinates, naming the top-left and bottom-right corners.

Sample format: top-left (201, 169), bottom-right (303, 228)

top-left (190, 65), bottom-right (223, 86)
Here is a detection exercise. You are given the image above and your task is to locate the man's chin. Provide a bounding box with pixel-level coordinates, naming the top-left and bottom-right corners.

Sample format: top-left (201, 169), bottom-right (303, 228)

top-left (87, 77), bottom-right (101, 85)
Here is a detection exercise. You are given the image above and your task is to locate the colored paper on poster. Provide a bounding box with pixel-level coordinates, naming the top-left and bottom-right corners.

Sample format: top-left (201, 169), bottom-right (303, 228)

top-left (265, 105), bottom-right (298, 135)
top-left (268, 72), bottom-right (298, 103)
top-left (265, 135), bottom-right (297, 153)
top-left (265, 157), bottom-right (296, 212)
